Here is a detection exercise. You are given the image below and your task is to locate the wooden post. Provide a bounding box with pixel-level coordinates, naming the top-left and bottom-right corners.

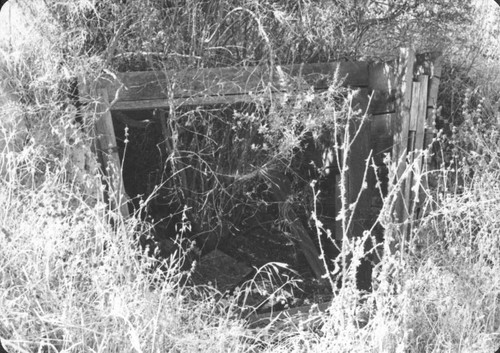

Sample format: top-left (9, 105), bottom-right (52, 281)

top-left (414, 76), bottom-right (428, 152)
top-left (424, 78), bottom-right (441, 149)
top-left (390, 48), bottom-right (415, 254)
top-left (402, 79), bottom-right (422, 220)
top-left (94, 88), bottom-right (130, 218)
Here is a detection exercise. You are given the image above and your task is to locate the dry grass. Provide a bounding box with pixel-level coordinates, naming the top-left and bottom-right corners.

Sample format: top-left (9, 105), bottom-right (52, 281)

top-left (1, 1), bottom-right (500, 352)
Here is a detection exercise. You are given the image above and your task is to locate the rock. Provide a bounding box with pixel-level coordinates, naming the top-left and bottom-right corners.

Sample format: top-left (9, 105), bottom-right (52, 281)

top-left (192, 249), bottom-right (253, 293)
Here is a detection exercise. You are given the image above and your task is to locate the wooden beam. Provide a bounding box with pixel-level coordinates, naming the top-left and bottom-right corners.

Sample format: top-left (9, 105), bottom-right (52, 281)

top-left (94, 88), bottom-right (130, 218)
top-left (409, 81), bottom-right (422, 133)
top-left (392, 49), bottom-right (415, 170)
top-left (417, 52), bottom-right (441, 150)
top-left (390, 48), bottom-right (415, 254)
top-left (414, 76), bottom-right (428, 152)
top-left (424, 76), bottom-right (441, 148)
top-left (409, 76), bottom-right (429, 222)
top-left (371, 113), bottom-right (394, 136)
top-left (99, 62), bottom-right (370, 109)
top-left (426, 76), bottom-right (440, 108)
top-left (368, 61), bottom-right (396, 92)
top-left (402, 77), bottom-right (427, 224)
top-left (111, 89), bottom-right (396, 122)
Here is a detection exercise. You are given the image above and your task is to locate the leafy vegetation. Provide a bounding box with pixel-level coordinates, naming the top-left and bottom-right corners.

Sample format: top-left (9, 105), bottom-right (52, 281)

top-left (1, 0), bottom-right (500, 352)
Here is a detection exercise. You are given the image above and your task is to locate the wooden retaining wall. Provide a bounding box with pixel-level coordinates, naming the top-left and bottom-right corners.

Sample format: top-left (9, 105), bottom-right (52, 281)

top-left (81, 48), bottom-right (441, 278)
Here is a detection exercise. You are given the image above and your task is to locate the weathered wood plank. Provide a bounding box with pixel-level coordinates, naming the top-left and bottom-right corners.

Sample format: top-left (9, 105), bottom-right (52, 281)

top-left (356, 88), bottom-right (395, 115)
top-left (426, 76), bottom-right (440, 109)
top-left (371, 113), bottom-right (394, 136)
top-left (111, 88), bottom-right (396, 114)
top-left (423, 75), bottom-right (440, 149)
top-left (284, 61), bottom-right (369, 88)
top-left (409, 81), bottom-right (421, 132)
top-left (392, 49), bottom-right (415, 169)
top-left (99, 62), bottom-right (370, 107)
top-left (424, 107), bottom-right (436, 148)
top-left (110, 93), bottom-right (265, 110)
top-left (106, 85), bottom-right (395, 114)
top-left (414, 76), bottom-right (428, 152)
top-left (368, 61), bottom-right (396, 92)
top-left (409, 76), bottom-right (429, 217)
top-left (390, 48), bottom-right (415, 253)
top-left (94, 88), bottom-right (130, 218)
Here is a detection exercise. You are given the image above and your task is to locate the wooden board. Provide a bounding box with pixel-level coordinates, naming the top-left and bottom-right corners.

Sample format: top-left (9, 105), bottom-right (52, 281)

top-left (426, 76), bottom-right (440, 109)
top-left (410, 76), bottom-right (429, 214)
top-left (368, 61), bottom-right (396, 92)
top-left (99, 62), bottom-right (370, 108)
top-left (409, 81), bottom-right (422, 132)
top-left (371, 113), bottom-right (394, 137)
top-left (424, 107), bottom-right (436, 148)
top-left (111, 88), bottom-right (397, 114)
top-left (414, 76), bottom-right (429, 152)
top-left (390, 48), bottom-right (415, 253)
top-left (391, 49), bottom-right (415, 170)
top-left (402, 81), bottom-right (421, 224)
top-left (94, 88), bottom-right (130, 218)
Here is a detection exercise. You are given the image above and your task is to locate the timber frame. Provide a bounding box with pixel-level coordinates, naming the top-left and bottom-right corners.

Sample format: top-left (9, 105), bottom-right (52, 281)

top-left (79, 48), bottom-right (442, 279)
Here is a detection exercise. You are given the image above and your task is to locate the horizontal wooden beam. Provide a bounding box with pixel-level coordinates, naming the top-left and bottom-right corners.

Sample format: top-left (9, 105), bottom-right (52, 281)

top-left (99, 61), bottom-right (371, 110)
top-left (111, 89), bottom-right (396, 116)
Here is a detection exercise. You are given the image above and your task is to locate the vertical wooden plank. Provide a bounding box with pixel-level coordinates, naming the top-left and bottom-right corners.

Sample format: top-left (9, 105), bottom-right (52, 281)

top-left (409, 82), bottom-right (421, 132)
top-left (402, 130), bottom-right (414, 221)
top-left (368, 61), bottom-right (396, 93)
top-left (78, 77), bottom-right (108, 208)
top-left (389, 48), bottom-right (415, 255)
top-left (424, 76), bottom-right (441, 148)
top-left (391, 48), bottom-right (415, 170)
top-left (409, 76), bottom-right (429, 219)
top-left (405, 79), bottom-right (421, 209)
top-left (426, 76), bottom-right (440, 108)
top-left (404, 77), bottom-right (427, 210)
top-left (95, 88), bottom-right (130, 218)
top-left (423, 53), bottom-right (442, 149)
top-left (414, 76), bottom-right (429, 152)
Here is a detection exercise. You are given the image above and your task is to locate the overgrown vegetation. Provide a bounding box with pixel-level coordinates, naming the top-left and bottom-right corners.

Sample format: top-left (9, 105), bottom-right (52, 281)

top-left (1, 0), bottom-right (500, 352)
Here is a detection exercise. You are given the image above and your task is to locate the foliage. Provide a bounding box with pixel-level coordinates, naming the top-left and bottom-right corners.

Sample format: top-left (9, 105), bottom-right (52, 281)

top-left (1, 0), bottom-right (500, 352)
top-left (29, 0), bottom-right (473, 71)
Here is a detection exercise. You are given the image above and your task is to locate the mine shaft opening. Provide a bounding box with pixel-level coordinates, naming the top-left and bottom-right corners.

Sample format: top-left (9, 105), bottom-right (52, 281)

top-left (111, 102), bottom-right (343, 285)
